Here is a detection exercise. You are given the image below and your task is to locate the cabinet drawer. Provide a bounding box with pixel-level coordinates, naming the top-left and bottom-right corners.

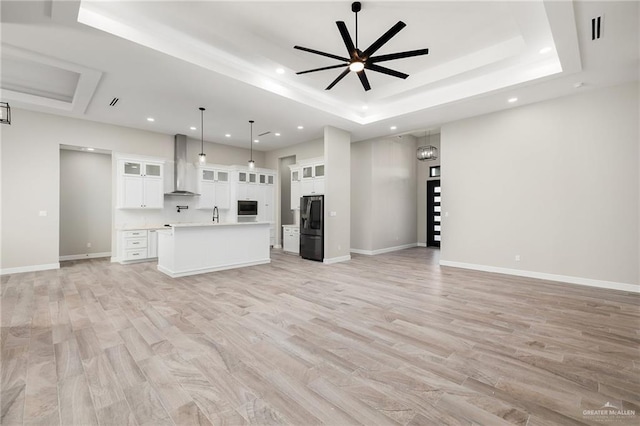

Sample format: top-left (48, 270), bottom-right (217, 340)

top-left (124, 248), bottom-right (148, 260)
top-left (123, 230), bottom-right (148, 238)
top-left (124, 237), bottom-right (147, 249)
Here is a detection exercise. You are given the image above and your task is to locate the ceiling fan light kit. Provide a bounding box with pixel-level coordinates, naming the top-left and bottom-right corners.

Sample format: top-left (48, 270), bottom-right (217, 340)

top-left (294, 2), bottom-right (429, 91)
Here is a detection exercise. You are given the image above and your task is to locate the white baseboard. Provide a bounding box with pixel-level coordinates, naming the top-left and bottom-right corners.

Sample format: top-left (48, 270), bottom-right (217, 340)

top-left (417, 242), bottom-right (427, 247)
top-left (0, 263), bottom-right (60, 276)
top-left (439, 260), bottom-right (640, 293)
top-left (110, 257), bottom-right (120, 263)
top-left (323, 255), bottom-right (351, 264)
top-left (59, 252), bottom-right (111, 261)
top-left (351, 243), bottom-right (418, 256)
top-left (273, 244), bottom-right (282, 249)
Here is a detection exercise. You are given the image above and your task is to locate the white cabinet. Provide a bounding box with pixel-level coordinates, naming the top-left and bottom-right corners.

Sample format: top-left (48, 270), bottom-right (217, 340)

top-left (197, 167), bottom-right (230, 209)
top-left (231, 166), bottom-right (277, 246)
top-left (119, 229), bottom-right (160, 263)
top-left (290, 166), bottom-right (301, 210)
top-left (283, 225), bottom-right (300, 254)
top-left (148, 230), bottom-right (158, 258)
top-left (117, 159), bottom-right (164, 209)
top-left (299, 159), bottom-right (325, 196)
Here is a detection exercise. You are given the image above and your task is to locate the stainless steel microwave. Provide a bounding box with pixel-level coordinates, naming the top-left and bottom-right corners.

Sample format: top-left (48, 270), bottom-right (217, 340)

top-left (237, 200), bottom-right (258, 216)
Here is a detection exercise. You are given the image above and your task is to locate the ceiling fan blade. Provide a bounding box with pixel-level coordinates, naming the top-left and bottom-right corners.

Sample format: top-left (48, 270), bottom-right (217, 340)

top-left (357, 70), bottom-right (371, 91)
top-left (362, 21), bottom-right (406, 58)
top-left (365, 63), bottom-right (409, 79)
top-left (336, 21), bottom-right (356, 57)
top-left (370, 48), bottom-right (429, 63)
top-left (294, 45), bottom-right (349, 62)
top-left (296, 64), bottom-right (348, 75)
top-left (325, 68), bottom-right (350, 90)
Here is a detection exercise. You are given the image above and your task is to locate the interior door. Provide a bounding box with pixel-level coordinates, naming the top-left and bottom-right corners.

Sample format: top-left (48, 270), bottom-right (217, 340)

top-left (427, 180), bottom-right (441, 248)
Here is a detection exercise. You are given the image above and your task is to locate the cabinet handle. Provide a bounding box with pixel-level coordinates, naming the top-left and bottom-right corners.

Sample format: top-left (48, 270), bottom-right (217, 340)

top-left (132, 242), bottom-right (139, 245)
top-left (132, 253), bottom-right (139, 256)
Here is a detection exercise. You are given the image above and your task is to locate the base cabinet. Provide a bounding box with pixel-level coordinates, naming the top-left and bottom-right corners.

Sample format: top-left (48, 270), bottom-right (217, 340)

top-left (119, 229), bottom-right (159, 263)
top-left (283, 225), bottom-right (300, 254)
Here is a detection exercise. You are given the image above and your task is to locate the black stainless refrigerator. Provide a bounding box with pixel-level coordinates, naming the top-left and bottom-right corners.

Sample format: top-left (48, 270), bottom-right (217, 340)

top-left (300, 195), bottom-right (323, 261)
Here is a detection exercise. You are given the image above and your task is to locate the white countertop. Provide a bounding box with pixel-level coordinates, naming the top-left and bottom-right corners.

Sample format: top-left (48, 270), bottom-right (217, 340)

top-left (282, 224), bottom-right (299, 228)
top-left (117, 224), bottom-right (167, 231)
top-left (168, 221), bottom-right (271, 228)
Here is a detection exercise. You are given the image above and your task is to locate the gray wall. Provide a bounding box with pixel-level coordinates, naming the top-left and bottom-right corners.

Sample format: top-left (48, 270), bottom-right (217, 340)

top-left (416, 133), bottom-right (441, 245)
top-left (351, 135), bottom-right (418, 253)
top-left (60, 149), bottom-right (112, 257)
top-left (324, 126), bottom-right (351, 262)
top-left (279, 155), bottom-right (296, 227)
top-left (440, 82), bottom-right (639, 287)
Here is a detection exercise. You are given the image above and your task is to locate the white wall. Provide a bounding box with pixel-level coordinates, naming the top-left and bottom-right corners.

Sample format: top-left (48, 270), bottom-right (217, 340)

top-left (60, 149), bottom-right (112, 258)
top-left (351, 135), bottom-right (418, 253)
top-left (1, 108), bottom-right (266, 272)
top-left (416, 133), bottom-right (441, 245)
top-left (440, 82), bottom-right (639, 289)
top-left (324, 126), bottom-right (351, 263)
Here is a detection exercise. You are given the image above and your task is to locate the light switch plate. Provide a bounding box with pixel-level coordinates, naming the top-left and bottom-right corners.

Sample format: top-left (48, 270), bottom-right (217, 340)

top-left (330, 211), bottom-right (337, 217)
top-left (39, 210), bottom-right (47, 217)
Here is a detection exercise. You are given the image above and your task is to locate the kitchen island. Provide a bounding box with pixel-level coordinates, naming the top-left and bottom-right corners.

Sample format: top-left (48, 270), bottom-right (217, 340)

top-left (156, 222), bottom-right (271, 277)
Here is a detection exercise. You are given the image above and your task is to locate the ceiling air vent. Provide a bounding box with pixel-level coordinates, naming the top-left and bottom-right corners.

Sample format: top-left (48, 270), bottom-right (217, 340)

top-left (591, 15), bottom-right (603, 40)
top-left (109, 97), bottom-right (119, 106)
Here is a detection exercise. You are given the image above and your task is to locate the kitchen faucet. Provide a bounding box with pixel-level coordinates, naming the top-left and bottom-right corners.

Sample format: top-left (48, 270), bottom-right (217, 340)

top-left (212, 206), bottom-right (219, 223)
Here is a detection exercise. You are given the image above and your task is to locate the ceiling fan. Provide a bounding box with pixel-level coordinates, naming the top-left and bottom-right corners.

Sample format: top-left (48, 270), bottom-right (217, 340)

top-left (294, 2), bottom-right (429, 91)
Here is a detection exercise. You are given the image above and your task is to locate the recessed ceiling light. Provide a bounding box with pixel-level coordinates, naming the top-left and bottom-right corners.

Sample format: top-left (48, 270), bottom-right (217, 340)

top-left (225, 134), bottom-right (231, 137)
top-left (390, 126), bottom-right (397, 130)
top-left (86, 147), bottom-right (95, 151)
top-left (362, 105), bottom-right (369, 110)
top-left (508, 97), bottom-right (518, 103)
top-left (275, 133), bottom-right (281, 136)
top-left (190, 126), bottom-right (196, 130)
top-left (147, 117), bottom-right (155, 122)
top-left (297, 126), bottom-right (304, 130)
top-left (573, 82), bottom-right (584, 89)
top-left (254, 139), bottom-right (259, 143)
top-left (276, 68), bottom-right (285, 74)
top-left (539, 47), bottom-right (552, 54)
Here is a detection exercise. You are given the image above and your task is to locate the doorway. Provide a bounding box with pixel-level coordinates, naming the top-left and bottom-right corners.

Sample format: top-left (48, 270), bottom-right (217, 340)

top-left (279, 155), bottom-right (296, 245)
top-left (426, 179), bottom-right (441, 248)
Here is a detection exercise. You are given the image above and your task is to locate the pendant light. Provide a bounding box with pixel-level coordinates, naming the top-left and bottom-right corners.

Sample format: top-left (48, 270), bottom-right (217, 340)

top-left (198, 107), bottom-right (206, 164)
top-left (0, 102), bottom-right (11, 125)
top-left (417, 130), bottom-right (438, 161)
top-left (248, 120), bottom-right (255, 169)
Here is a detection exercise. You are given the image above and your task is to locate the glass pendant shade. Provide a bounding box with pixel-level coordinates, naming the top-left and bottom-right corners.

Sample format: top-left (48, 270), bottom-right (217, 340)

top-left (198, 153), bottom-right (206, 164)
top-left (0, 102), bottom-right (11, 125)
top-left (248, 160), bottom-right (255, 169)
top-left (417, 145), bottom-right (438, 161)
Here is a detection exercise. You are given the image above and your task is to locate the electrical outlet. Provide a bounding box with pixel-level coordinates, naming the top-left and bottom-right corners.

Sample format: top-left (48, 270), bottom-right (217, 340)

top-left (338, 244), bottom-right (341, 250)
top-left (39, 210), bottom-right (47, 217)
top-left (87, 242), bottom-right (92, 248)
top-left (515, 255), bottom-right (521, 261)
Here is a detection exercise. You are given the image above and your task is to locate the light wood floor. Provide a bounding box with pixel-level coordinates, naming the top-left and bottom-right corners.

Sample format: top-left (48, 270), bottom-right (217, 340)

top-left (1, 248), bottom-right (638, 425)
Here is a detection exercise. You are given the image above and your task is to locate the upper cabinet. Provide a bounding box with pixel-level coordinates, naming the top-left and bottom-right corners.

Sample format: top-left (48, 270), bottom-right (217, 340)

top-left (197, 166), bottom-right (230, 210)
top-left (117, 159), bottom-right (164, 209)
top-left (299, 158), bottom-right (325, 196)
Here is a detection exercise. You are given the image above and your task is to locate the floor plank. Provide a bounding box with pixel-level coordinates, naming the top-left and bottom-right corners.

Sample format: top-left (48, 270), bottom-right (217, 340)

top-left (1, 248), bottom-right (638, 425)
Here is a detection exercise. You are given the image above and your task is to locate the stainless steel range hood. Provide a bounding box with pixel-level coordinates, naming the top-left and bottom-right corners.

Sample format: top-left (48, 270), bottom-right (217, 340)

top-left (165, 134), bottom-right (199, 196)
